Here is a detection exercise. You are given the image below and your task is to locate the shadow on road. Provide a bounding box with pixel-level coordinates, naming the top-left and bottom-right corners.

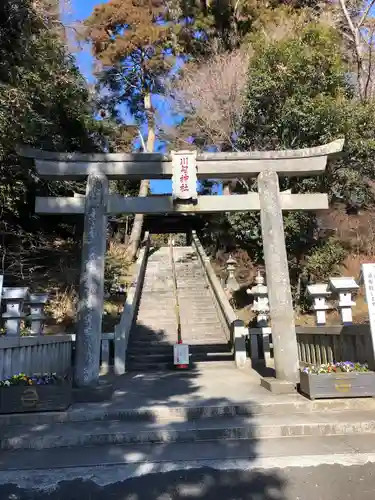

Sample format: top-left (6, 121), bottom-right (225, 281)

top-left (0, 467), bottom-right (287, 499)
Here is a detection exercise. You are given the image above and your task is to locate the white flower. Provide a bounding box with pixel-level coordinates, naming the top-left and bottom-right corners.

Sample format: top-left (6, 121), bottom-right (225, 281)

top-left (4, 381), bottom-right (10, 387)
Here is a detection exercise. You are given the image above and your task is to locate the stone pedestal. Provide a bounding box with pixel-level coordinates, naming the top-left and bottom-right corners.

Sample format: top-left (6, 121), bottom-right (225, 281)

top-left (257, 171), bottom-right (299, 384)
top-left (74, 173), bottom-right (108, 388)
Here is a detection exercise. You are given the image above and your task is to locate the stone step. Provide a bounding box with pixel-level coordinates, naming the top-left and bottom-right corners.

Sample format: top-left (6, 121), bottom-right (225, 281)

top-left (177, 293), bottom-right (214, 299)
top-left (137, 304), bottom-right (175, 310)
top-left (3, 409), bottom-right (375, 451)
top-left (135, 323), bottom-right (177, 330)
top-left (130, 333), bottom-right (178, 341)
top-left (136, 313), bottom-right (176, 320)
top-left (3, 434), bottom-right (375, 473)
top-left (134, 319), bottom-right (177, 326)
top-left (181, 328), bottom-right (225, 335)
top-left (130, 340), bottom-right (226, 350)
top-left (127, 352), bottom-right (233, 364)
top-left (129, 333), bottom-right (177, 341)
top-left (130, 338), bottom-right (228, 347)
top-left (178, 303), bottom-right (217, 309)
top-left (137, 306), bottom-right (175, 313)
top-left (141, 288), bottom-right (175, 293)
top-left (179, 312), bottom-right (220, 319)
top-left (127, 356), bottom-right (234, 371)
top-left (1, 396), bottom-right (374, 429)
top-left (128, 340), bottom-right (230, 350)
top-left (132, 331), bottom-right (178, 338)
top-left (176, 278), bottom-right (207, 283)
top-left (127, 343), bottom-right (231, 354)
top-left (127, 353), bottom-right (174, 362)
top-left (178, 301), bottom-right (215, 307)
top-left (135, 318), bottom-right (221, 325)
top-left (138, 301), bottom-right (175, 307)
top-left (126, 361), bottom-right (175, 371)
top-left (179, 315), bottom-right (221, 322)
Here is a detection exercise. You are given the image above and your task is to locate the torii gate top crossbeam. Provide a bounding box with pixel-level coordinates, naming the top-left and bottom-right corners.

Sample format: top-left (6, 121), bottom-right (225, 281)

top-left (17, 140), bottom-right (344, 181)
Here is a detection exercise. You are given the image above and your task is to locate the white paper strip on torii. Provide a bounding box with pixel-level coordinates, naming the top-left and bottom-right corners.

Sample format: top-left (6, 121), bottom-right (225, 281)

top-left (172, 150), bottom-right (198, 201)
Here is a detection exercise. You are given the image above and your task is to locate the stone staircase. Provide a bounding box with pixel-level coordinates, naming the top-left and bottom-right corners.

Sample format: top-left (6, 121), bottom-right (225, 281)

top-left (126, 246), bottom-right (232, 371)
top-left (2, 381), bottom-right (375, 475)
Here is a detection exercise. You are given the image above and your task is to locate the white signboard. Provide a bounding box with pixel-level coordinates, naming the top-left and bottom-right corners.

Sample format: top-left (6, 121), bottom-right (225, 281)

top-left (173, 343), bottom-right (190, 365)
top-left (360, 263), bottom-right (375, 363)
top-left (171, 150), bottom-right (198, 201)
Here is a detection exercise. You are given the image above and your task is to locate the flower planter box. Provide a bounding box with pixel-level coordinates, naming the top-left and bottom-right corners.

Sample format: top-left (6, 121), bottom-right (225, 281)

top-left (300, 370), bottom-right (375, 400)
top-left (0, 382), bottom-right (72, 414)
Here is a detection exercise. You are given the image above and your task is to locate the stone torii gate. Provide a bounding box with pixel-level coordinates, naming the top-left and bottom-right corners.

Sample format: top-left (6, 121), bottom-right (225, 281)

top-left (18, 140), bottom-right (344, 388)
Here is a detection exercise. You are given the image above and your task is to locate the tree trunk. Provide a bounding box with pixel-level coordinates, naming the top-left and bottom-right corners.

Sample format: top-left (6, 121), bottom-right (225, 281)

top-left (125, 95), bottom-right (155, 261)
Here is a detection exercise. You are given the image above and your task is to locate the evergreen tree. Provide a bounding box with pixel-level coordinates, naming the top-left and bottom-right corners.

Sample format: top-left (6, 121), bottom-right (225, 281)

top-left (84, 0), bottom-right (176, 260)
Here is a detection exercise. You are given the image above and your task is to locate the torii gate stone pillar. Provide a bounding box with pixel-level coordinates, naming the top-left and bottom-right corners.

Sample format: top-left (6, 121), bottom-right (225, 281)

top-left (75, 173), bottom-right (108, 387)
top-left (18, 139), bottom-right (344, 389)
top-left (258, 171), bottom-right (298, 384)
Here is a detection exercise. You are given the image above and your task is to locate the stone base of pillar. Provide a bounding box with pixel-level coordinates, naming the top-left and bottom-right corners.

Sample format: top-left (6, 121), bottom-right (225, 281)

top-left (260, 377), bottom-right (296, 394)
top-left (72, 381), bottom-right (114, 404)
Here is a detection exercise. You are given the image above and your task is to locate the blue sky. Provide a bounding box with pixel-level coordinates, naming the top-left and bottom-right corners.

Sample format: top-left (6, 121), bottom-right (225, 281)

top-left (67, 0), bottom-right (173, 193)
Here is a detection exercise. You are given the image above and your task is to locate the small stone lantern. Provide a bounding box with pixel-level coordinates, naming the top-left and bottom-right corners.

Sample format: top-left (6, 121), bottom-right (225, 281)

top-left (247, 271), bottom-right (271, 365)
top-left (27, 293), bottom-right (49, 335)
top-left (2, 287), bottom-right (29, 336)
top-left (225, 255), bottom-right (240, 294)
top-left (306, 283), bottom-right (331, 325)
top-left (329, 277), bottom-right (359, 325)
top-left (247, 271), bottom-right (269, 327)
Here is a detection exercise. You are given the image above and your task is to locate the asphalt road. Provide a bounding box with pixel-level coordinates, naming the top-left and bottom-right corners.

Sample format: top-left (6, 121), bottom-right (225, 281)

top-left (1, 464), bottom-right (375, 500)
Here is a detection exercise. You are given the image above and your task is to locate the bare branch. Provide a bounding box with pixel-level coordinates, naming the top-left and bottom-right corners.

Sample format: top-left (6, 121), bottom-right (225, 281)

top-left (337, 0), bottom-right (374, 100)
top-left (339, 0), bottom-right (357, 36)
top-left (358, 0), bottom-right (375, 28)
top-left (167, 48), bottom-right (250, 151)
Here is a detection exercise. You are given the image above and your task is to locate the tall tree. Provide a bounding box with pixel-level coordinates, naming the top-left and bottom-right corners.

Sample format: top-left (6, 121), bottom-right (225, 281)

top-left (337, 0), bottom-right (375, 101)
top-left (0, 0), bottom-right (109, 280)
top-left (234, 15), bottom-right (375, 299)
top-left (84, 0), bottom-right (174, 260)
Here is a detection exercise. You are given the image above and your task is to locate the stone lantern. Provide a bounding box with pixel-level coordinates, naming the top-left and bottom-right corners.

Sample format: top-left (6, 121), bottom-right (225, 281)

top-left (247, 271), bottom-right (269, 327)
top-left (247, 271), bottom-right (271, 365)
top-left (28, 293), bottom-right (49, 335)
top-left (225, 255), bottom-right (240, 294)
top-left (329, 277), bottom-right (359, 325)
top-left (2, 287), bottom-right (29, 336)
top-left (306, 283), bottom-right (331, 325)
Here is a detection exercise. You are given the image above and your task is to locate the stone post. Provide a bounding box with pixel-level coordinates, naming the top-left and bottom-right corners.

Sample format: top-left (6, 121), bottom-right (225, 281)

top-left (75, 173), bottom-right (108, 387)
top-left (257, 171), bottom-right (299, 385)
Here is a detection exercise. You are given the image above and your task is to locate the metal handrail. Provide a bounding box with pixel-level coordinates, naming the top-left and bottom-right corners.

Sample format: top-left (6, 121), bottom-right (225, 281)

top-left (169, 235), bottom-right (182, 343)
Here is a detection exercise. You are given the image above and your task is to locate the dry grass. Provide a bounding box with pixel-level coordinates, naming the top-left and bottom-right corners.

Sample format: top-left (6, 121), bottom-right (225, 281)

top-left (44, 286), bottom-right (78, 333)
top-left (30, 238), bottom-right (135, 334)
